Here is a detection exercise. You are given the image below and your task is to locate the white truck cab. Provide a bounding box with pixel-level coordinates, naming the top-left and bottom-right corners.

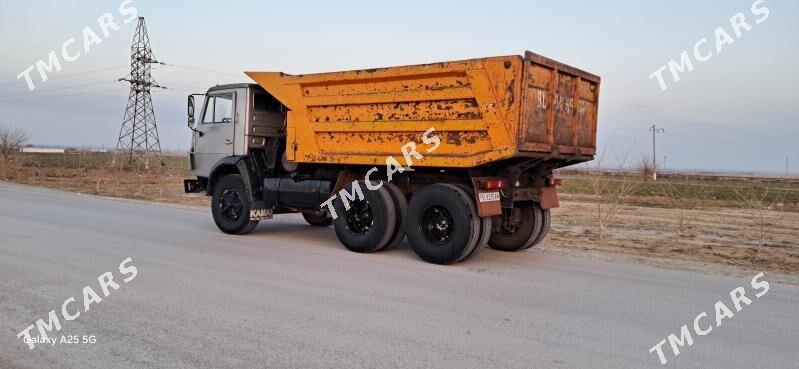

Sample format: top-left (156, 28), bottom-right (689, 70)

top-left (187, 83), bottom-right (284, 179)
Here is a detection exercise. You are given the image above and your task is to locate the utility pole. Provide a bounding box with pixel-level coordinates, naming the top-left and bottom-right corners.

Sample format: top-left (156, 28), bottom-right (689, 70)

top-left (787, 156), bottom-right (790, 176)
top-left (114, 17), bottom-right (166, 169)
top-left (649, 124), bottom-right (665, 180)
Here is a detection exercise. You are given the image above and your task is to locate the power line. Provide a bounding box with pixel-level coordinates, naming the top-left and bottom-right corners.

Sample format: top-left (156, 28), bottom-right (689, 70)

top-left (0, 74), bottom-right (203, 102)
top-left (664, 131), bottom-right (797, 153)
top-left (161, 63), bottom-right (242, 78)
top-left (156, 81), bottom-right (206, 90)
top-left (601, 127), bottom-right (649, 133)
top-left (0, 62), bottom-right (242, 90)
top-left (0, 66), bottom-right (128, 87)
top-left (158, 87), bottom-right (200, 93)
top-left (48, 65), bottom-right (129, 81)
top-left (0, 80), bottom-right (117, 99)
top-left (600, 125), bottom-right (797, 153)
top-left (0, 39), bottom-right (66, 57)
top-left (0, 87), bottom-right (128, 103)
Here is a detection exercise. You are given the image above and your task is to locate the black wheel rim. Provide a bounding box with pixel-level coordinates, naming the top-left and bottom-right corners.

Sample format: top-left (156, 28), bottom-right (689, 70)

top-left (344, 199), bottom-right (373, 234)
top-left (219, 189), bottom-right (243, 221)
top-left (420, 205), bottom-right (454, 245)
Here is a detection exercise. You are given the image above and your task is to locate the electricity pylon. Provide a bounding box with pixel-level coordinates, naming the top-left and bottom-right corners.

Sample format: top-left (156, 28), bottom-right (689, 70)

top-left (114, 17), bottom-right (164, 169)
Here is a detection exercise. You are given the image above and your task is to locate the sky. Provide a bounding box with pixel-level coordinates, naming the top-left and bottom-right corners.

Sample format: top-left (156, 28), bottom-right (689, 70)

top-left (0, 0), bottom-right (797, 173)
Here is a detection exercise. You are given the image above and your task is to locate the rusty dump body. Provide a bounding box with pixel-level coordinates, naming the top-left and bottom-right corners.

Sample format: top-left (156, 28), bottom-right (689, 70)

top-left (246, 51), bottom-right (600, 169)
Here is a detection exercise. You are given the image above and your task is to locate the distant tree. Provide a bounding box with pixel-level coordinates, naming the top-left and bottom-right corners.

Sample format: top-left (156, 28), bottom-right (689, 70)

top-left (0, 125), bottom-right (31, 178)
top-left (734, 185), bottom-right (787, 248)
top-left (585, 147), bottom-right (639, 242)
top-left (638, 154), bottom-right (655, 181)
top-left (658, 180), bottom-right (707, 245)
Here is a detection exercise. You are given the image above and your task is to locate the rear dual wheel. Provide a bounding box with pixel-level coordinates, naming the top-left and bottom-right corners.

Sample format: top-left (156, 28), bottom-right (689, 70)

top-left (332, 181), bottom-right (398, 253)
top-left (382, 183), bottom-right (408, 250)
top-left (332, 181), bottom-right (489, 264)
top-left (531, 207), bottom-right (551, 247)
top-left (488, 202), bottom-right (550, 251)
top-left (404, 184), bottom-right (489, 264)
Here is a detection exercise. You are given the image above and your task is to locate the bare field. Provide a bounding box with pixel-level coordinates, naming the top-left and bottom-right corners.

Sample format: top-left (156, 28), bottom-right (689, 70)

top-left (549, 199), bottom-right (799, 274)
top-left (3, 152), bottom-right (797, 274)
top-left (558, 171), bottom-right (799, 211)
top-left (3, 152), bottom-right (207, 207)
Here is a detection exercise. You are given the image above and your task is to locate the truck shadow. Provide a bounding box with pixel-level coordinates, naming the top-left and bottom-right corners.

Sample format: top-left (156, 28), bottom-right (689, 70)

top-left (247, 214), bottom-right (427, 262)
top-left (246, 214), bottom-right (545, 266)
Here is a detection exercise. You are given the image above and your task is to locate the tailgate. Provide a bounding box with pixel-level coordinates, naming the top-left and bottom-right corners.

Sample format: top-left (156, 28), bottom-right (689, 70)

top-left (517, 51), bottom-right (600, 155)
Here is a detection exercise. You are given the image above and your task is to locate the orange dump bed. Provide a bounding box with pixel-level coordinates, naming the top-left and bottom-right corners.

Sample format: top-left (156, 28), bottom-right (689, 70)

top-left (246, 51), bottom-right (600, 168)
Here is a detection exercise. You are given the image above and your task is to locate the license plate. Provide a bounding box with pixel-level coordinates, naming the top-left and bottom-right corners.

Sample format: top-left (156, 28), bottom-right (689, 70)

top-left (478, 191), bottom-right (500, 203)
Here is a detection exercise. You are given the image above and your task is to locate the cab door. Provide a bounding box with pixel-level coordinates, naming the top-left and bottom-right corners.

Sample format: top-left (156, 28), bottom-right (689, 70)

top-left (193, 92), bottom-right (236, 176)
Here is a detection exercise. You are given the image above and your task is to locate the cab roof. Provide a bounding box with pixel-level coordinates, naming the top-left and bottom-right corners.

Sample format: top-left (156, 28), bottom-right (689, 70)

top-left (207, 83), bottom-right (263, 93)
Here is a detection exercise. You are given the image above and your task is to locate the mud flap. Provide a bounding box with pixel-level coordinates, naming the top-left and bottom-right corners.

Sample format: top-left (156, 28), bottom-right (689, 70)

top-left (235, 159), bottom-right (271, 220)
top-left (540, 186), bottom-right (559, 209)
top-left (475, 190), bottom-right (502, 217)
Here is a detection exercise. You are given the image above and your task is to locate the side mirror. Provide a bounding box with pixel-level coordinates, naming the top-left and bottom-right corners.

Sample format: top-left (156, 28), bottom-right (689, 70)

top-left (187, 95), bottom-right (196, 127)
top-left (187, 95), bottom-right (203, 136)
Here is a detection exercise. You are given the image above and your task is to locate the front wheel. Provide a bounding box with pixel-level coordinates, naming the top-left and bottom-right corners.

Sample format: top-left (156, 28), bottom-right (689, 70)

top-left (211, 174), bottom-right (259, 235)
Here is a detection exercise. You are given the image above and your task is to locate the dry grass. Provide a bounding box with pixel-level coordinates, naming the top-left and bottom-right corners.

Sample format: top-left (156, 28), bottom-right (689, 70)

top-left (548, 201), bottom-right (799, 274)
top-left (4, 152), bottom-right (206, 207)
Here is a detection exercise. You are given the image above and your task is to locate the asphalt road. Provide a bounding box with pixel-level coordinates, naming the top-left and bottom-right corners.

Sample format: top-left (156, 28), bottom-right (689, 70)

top-left (1, 182), bottom-right (797, 369)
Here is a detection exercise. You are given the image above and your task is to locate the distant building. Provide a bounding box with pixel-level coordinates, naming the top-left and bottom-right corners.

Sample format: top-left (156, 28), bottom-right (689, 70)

top-left (20, 147), bottom-right (66, 154)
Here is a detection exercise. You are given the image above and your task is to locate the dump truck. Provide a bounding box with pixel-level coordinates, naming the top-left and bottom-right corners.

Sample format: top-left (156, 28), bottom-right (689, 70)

top-left (184, 51), bottom-right (600, 264)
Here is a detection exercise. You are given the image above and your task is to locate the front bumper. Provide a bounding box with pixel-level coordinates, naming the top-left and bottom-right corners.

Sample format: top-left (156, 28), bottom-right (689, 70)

top-left (183, 179), bottom-right (204, 193)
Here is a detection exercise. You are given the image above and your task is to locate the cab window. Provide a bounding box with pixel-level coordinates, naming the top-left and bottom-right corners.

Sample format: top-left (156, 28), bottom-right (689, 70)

top-left (202, 94), bottom-right (234, 124)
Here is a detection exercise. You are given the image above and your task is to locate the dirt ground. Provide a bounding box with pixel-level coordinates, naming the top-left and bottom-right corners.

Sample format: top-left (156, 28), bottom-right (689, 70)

top-left (3, 155), bottom-right (207, 207)
top-left (548, 198), bottom-right (799, 275)
top-left (3, 155), bottom-right (797, 275)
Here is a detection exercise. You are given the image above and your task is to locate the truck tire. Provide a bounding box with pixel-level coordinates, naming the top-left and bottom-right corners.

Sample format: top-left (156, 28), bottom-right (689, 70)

top-left (527, 207), bottom-right (551, 248)
top-left (488, 203), bottom-right (544, 252)
top-left (211, 174), bottom-right (259, 235)
top-left (461, 215), bottom-right (492, 262)
top-left (332, 181), bottom-right (397, 253)
top-left (382, 183), bottom-right (408, 250)
top-left (450, 184), bottom-right (491, 262)
top-left (405, 184), bottom-right (481, 264)
top-left (302, 210), bottom-right (333, 227)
